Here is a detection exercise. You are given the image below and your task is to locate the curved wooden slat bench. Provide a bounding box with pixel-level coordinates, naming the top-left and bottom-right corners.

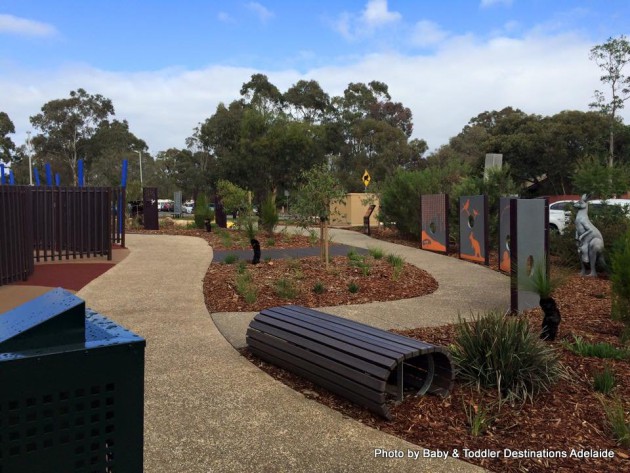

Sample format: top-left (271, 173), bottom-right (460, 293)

top-left (246, 305), bottom-right (454, 419)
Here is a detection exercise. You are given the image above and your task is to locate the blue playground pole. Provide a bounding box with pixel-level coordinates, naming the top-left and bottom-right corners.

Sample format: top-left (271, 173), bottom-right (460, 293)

top-left (45, 163), bottom-right (53, 186)
top-left (1, 164), bottom-right (5, 184)
top-left (33, 167), bottom-right (41, 186)
top-left (9, 170), bottom-right (15, 185)
top-left (77, 159), bottom-right (84, 187)
top-left (119, 159), bottom-right (128, 235)
top-left (55, 173), bottom-right (61, 186)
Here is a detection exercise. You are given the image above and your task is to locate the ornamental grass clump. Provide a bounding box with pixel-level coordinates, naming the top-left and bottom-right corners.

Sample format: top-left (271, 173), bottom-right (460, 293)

top-left (451, 310), bottom-right (565, 403)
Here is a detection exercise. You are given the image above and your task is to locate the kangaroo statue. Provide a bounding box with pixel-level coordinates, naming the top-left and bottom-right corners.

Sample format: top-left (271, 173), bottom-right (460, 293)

top-left (574, 194), bottom-right (605, 277)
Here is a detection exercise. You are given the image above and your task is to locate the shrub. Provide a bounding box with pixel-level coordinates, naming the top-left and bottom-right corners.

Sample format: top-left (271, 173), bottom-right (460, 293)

top-left (274, 278), bottom-right (298, 299)
top-left (223, 254), bottom-right (239, 264)
top-left (593, 364), bottom-right (616, 394)
top-left (312, 282), bottom-right (325, 294)
top-left (451, 310), bottom-right (565, 403)
top-left (260, 195), bottom-right (279, 233)
top-left (236, 260), bottom-right (247, 274)
top-left (266, 237), bottom-right (276, 247)
top-left (563, 336), bottom-right (629, 360)
top-left (348, 282), bottom-right (359, 293)
top-left (194, 193), bottom-right (212, 229)
top-left (610, 230), bottom-right (630, 342)
top-left (308, 229), bottom-right (318, 246)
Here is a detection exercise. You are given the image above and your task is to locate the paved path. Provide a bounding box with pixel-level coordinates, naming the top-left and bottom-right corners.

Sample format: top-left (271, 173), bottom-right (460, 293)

top-left (76, 231), bottom-right (505, 473)
top-left (214, 227), bottom-right (510, 349)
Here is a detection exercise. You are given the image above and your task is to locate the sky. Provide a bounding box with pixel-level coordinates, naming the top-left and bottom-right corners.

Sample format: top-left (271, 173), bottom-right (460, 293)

top-left (1, 0), bottom-right (629, 156)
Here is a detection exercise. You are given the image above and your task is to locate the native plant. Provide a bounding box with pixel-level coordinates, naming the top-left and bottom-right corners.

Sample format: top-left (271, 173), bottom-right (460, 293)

top-left (593, 364), bottom-right (617, 394)
top-left (259, 194), bottom-right (279, 233)
top-left (600, 396), bottom-right (630, 448)
top-left (611, 230), bottom-right (630, 342)
top-left (451, 310), bottom-right (565, 403)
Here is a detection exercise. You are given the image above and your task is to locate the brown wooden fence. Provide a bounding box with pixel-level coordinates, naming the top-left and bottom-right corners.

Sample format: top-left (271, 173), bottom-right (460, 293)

top-left (0, 186), bottom-right (34, 285)
top-left (1, 186), bottom-right (126, 286)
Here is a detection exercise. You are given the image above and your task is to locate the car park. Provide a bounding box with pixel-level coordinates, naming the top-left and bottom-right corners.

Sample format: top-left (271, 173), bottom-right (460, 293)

top-left (183, 203), bottom-right (194, 214)
top-left (548, 198), bottom-right (630, 234)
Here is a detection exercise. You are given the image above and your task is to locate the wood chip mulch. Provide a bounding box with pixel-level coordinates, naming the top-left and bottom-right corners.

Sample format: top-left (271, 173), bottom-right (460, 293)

top-left (243, 270), bottom-right (630, 473)
top-left (204, 255), bottom-right (438, 312)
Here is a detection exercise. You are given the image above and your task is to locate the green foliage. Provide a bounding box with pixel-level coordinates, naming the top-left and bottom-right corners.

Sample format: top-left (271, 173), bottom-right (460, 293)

top-left (312, 281), bottom-right (325, 294)
top-left (368, 247), bottom-right (384, 259)
top-left (564, 336), bottom-right (630, 360)
top-left (611, 230), bottom-right (630, 339)
top-left (519, 258), bottom-right (565, 300)
top-left (348, 282), bottom-right (359, 293)
top-left (386, 254), bottom-right (405, 281)
top-left (217, 179), bottom-right (250, 214)
top-left (307, 229), bottom-right (318, 246)
top-left (266, 237), bottom-right (276, 247)
top-left (292, 163), bottom-right (346, 222)
top-left (236, 214), bottom-right (257, 240)
top-left (236, 260), bottom-right (247, 274)
top-left (573, 156), bottom-right (630, 198)
top-left (194, 193), bottom-right (212, 229)
top-left (0, 111), bottom-right (16, 162)
top-left (451, 311), bottom-right (565, 403)
top-left (223, 254), bottom-right (239, 265)
top-left (235, 271), bottom-right (257, 304)
top-left (593, 365), bottom-right (616, 394)
top-left (274, 277), bottom-right (298, 299)
top-left (600, 397), bottom-right (630, 448)
top-left (462, 398), bottom-right (495, 437)
top-left (260, 195), bottom-right (279, 233)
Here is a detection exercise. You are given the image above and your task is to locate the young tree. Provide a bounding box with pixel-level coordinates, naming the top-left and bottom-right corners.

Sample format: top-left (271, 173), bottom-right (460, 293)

top-left (589, 35), bottom-right (630, 167)
top-left (292, 163), bottom-right (346, 268)
top-left (30, 89), bottom-right (115, 184)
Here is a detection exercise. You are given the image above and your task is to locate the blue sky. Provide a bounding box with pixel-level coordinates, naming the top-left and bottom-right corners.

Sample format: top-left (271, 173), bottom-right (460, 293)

top-left (1, 0), bottom-right (629, 155)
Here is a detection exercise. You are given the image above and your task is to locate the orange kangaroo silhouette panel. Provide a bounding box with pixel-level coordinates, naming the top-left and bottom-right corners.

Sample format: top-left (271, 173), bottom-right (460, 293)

top-left (500, 249), bottom-right (510, 272)
top-left (461, 230), bottom-right (485, 263)
top-left (421, 230), bottom-right (446, 252)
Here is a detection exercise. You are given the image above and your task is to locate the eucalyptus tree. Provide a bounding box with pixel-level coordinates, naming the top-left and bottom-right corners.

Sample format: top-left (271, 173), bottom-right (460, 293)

top-left (590, 35), bottom-right (630, 167)
top-left (30, 89), bottom-right (114, 184)
top-left (0, 111), bottom-right (16, 164)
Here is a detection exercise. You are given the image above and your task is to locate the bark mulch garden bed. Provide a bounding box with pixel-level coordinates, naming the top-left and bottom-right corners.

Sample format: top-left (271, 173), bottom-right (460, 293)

top-left (244, 272), bottom-right (629, 473)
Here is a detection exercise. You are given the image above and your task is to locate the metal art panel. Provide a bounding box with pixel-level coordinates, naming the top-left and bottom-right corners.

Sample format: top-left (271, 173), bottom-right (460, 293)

top-left (174, 191), bottom-right (183, 216)
top-left (499, 197), bottom-right (512, 273)
top-left (459, 195), bottom-right (489, 264)
top-left (420, 194), bottom-right (449, 254)
top-left (142, 187), bottom-right (159, 230)
top-left (510, 198), bottom-right (549, 313)
top-left (0, 289), bottom-right (145, 473)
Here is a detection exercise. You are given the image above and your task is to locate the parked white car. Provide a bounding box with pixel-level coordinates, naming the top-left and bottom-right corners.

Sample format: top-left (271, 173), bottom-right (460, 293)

top-left (548, 198), bottom-right (630, 234)
top-left (182, 203), bottom-right (194, 214)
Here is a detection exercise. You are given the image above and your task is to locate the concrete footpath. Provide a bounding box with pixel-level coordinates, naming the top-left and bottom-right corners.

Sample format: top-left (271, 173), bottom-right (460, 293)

top-left (77, 231), bottom-right (507, 472)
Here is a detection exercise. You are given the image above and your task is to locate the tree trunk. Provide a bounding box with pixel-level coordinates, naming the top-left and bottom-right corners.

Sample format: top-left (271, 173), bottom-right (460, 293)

top-left (324, 220), bottom-right (329, 269)
top-left (609, 128), bottom-right (614, 168)
top-left (320, 219), bottom-right (324, 262)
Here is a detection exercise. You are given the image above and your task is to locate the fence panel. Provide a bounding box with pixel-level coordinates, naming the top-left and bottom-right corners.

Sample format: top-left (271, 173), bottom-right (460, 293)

top-left (0, 186), bottom-right (33, 285)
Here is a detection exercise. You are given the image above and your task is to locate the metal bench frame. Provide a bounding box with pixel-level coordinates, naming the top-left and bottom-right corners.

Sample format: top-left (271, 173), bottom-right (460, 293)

top-left (246, 305), bottom-right (454, 419)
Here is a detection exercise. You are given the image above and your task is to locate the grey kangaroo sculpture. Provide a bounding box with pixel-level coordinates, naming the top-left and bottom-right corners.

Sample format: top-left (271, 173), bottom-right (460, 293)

top-left (574, 194), bottom-right (605, 277)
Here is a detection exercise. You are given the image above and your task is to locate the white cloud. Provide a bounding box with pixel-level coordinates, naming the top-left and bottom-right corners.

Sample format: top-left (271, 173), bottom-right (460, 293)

top-left (332, 0), bottom-right (401, 40)
top-left (0, 14), bottom-right (57, 37)
top-left (480, 0), bottom-right (513, 8)
top-left (1, 31), bottom-right (625, 156)
top-left (411, 20), bottom-right (449, 47)
top-left (246, 2), bottom-right (274, 23)
top-left (361, 0), bottom-right (401, 27)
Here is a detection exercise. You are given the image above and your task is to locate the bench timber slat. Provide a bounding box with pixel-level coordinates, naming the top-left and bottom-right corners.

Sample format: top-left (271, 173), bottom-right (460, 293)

top-left (246, 305), bottom-right (454, 419)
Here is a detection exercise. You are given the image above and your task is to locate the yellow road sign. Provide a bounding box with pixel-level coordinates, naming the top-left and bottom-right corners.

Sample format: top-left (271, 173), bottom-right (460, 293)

top-left (362, 170), bottom-right (371, 187)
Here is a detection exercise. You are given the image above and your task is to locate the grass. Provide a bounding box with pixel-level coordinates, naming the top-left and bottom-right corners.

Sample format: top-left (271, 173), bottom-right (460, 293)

top-left (274, 277), bottom-right (299, 299)
top-left (217, 228), bottom-right (233, 248)
top-left (308, 229), bottom-right (318, 246)
top-left (593, 364), bottom-right (616, 394)
top-left (386, 253), bottom-right (405, 281)
top-left (368, 247), bottom-right (385, 259)
top-left (235, 271), bottom-right (257, 304)
top-left (563, 336), bottom-right (630, 360)
top-left (236, 260), bottom-right (247, 274)
top-left (223, 254), bottom-right (239, 264)
top-left (600, 397), bottom-right (630, 448)
top-left (348, 281), bottom-right (359, 293)
top-left (451, 310), bottom-right (566, 403)
top-left (463, 398), bottom-right (494, 437)
top-left (312, 281), bottom-right (325, 294)
top-left (266, 237), bottom-right (276, 247)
